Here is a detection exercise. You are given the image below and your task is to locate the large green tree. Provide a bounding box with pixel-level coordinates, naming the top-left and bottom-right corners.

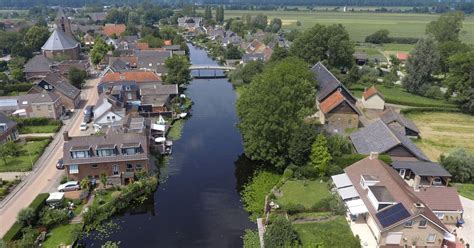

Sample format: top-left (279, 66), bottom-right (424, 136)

top-left (290, 24), bottom-right (354, 68)
top-left (288, 123), bottom-right (319, 166)
top-left (24, 25), bottom-right (50, 52)
top-left (445, 50), bottom-right (474, 113)
top-left (237, 57), bottom-right (316, 168)
top-left (308, 134), bottom-right (332, 176)
top-left (269, 44), bottom-right (289, 63)
top-left (90, 38), bottom-right (110, 65)
top-left (426, 12), bottom-right (464, 43)
top-left (440, 149), bottom-right (474, 183)
top-left (68, 67), bottom-right (87, 88)
top-left (164, 55), bottom-right (191, 86)
top-left (402, 38), bottom-right (440, 96)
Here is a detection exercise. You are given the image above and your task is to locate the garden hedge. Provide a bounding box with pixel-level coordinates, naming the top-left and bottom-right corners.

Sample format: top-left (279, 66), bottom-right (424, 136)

top-left (401, 107), bottom-right (461, 115)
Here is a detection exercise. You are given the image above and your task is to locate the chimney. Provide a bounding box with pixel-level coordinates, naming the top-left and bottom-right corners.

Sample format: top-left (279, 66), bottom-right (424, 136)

top-left (411, 202), bottom-right (425, 214)
top-left (369, 152), bottom-right (378, 160)
top-left (63, 131), bottom-right (70, 141)
top-left (413, 175), bottom-right (421, 191)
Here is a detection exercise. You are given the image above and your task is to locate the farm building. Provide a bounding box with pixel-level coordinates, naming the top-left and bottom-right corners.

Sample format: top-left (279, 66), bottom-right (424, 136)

top-left (362, 86), bottom-right (385, 110)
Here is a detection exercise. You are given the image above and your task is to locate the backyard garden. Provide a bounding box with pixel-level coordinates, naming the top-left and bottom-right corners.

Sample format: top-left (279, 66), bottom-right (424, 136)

top-left (0, 137), bottom-right (52, 172)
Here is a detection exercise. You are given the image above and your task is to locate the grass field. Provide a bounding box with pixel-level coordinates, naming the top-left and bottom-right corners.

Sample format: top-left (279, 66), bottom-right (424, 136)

top-left (0, 139), bottom-right (51, 172)
top-left (276, 180), bottom-right (331, 208)
top-left (454, 183), bottom-right (474, 200)
top-left (406, 112), bottom-right (474, 161)
top-left (293, 216), bottom-right (360, 247)
top-left (223, 10), bottom-right (474, 44)
top-left (20, 125), bottom-right (60, 134)
top-left (350, 84), bottom-right (456, 108)
top-left (42, 224), bottom-right (80, 248)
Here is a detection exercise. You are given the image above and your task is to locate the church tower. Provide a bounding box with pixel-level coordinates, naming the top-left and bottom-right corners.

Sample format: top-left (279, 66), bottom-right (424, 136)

top-left (56, 8), bottom-right (73, 37)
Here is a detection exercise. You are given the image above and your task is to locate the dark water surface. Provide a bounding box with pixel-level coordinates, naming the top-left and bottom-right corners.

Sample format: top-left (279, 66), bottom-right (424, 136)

top-left (83, 44), bottom-right (255, 247)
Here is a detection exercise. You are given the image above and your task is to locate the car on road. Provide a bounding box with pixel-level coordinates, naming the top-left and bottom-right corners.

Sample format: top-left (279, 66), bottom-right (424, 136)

top-left (80, 122), bottom-right (88, 131)
top-left (57, 181), bottom-right (80, 192)
top-left (83, 105), bottom-right (94, 123)
top-left (56, 158), bottom-right (64, 170)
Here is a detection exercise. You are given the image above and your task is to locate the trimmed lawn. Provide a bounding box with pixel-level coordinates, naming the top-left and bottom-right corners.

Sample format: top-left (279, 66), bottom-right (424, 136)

top-left (276, 180), bottom-right (331, 208)
top-left (407, 112), bottom-right (474, 161)
top-left (20, 125), bottom-right (60, 134)
top-left (350, 84), bottom-right (456, 108)
top-left (293, 216), bottom-right (360, 247)
top-left (0, 139), bottom-right (51, 172)
top-left (42, 224), bottom-right (81, 248)
top-left (382, 43), bottom-right (415, 53)
top-left (454, 184), bottom-right (474, 201)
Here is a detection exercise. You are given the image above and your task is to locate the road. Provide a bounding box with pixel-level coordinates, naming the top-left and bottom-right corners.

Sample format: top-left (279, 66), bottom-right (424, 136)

top-left (0, 77), bottom-right (99, 238)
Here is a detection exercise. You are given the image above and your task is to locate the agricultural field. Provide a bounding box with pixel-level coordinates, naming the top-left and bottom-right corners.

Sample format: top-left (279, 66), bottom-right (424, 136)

top-left (406, 112), bottom-right (474, 161)
top-left (223, 10), bottom-right (474, 44)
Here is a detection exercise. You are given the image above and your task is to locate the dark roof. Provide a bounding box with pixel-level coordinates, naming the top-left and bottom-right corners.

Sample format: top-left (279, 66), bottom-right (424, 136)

top-left (63, 133), bottom-right (148, 165)
top-left (24, 55), bottom-right (53, 73)
top-left (88, 12), bottom-right (107, 22)
top-left (41, 73), bottom-right (80, 100)
top-left (42, 28), bottom-right (79, 51)
top-left (18, 92), bottom-right (60, 105)
top-left (350, 119), bottom-right (429, 161)
top-left (311, 62), bottom-right (357, 103)
top-left (109, 59), bottom-right (129, 72)
top-left (375, 203), bottom-right (411, 228)
top-left (0, 112), bottom-right (16, 128)
top-left (381, 108), bottom-right (420, 134)
top-left (136, 50), bottom-right (172, 73)
top-left (162, 45), bottom-right (181, 51)
top-left (369, 185), bottom-right (395, 203)
top-left (139, 84), bottom-right (178, 96)
top-left (391, 161), bottom-right (451, 177)
top-left (242, 53), bottom-right (264, 63)
top-left (140, 95), bottom-right (169, 107)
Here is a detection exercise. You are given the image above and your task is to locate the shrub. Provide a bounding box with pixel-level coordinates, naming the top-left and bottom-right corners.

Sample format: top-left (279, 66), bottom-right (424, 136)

top-left (241, 171), bottom-right (281, 221)
top-left (283, 168), bottom-right (294, 179)
top-left (264, 217), bottom-right (301, 247)
top-left (424, 86), bottom-right (443, 99)
top-left (400, 107), bottom-right (461, 115)
top-left (29, 193), bottom-right (49, 216)
top-left (2, 222), bottom-right (23, 242)
top-left (440, 148), bottom-right (474, 183)
top-left (243, 229), bottom-right (260, 248)
top-left (17, 208), bottom-right (35, 226)
top-left (294, 166), bottom-right (319, 179)
top-left (0, 83), bottom-right (33, 95)
top-left (311, 197), bottom-right (332, 212)
top-left (39, 208), bottom-right (69, 228)
top-left (285, 203), bottom-right (305, 215)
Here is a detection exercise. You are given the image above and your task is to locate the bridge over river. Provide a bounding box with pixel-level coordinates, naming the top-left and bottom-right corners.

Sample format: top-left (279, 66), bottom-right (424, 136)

top-left (189, 65), bottom-right (236, 78)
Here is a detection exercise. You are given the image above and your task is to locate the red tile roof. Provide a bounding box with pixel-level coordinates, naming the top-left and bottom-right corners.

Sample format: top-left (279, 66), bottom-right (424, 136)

top-left (103, 24), bottom-right (126, 37)
top-left (136, 42), bottom-right (150, 50)
top-left (363, 86), bottom-right (383, 100)
top-left (396, 52), bottom-right (409, 61)
top-left (164, 40), bottom-right (172, 46)
top-left (319, 90), bottom-right (345, 114)
top-left (101, 71), bottom-right (161, 83)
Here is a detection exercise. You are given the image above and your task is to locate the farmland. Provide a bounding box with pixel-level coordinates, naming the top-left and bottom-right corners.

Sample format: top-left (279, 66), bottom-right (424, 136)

top-left (222, 10), bottom-right (474, 44)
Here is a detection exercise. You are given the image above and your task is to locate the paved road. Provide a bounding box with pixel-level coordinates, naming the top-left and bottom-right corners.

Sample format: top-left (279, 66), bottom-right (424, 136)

top-left (0, 77), bottom-right (99, 238)
top-left (457, 196), bottom-right (474, 246)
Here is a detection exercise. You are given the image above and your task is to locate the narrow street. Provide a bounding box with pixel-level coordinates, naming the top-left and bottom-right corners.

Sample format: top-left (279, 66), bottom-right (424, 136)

top-left (0, 77), bottom-right (99, 238)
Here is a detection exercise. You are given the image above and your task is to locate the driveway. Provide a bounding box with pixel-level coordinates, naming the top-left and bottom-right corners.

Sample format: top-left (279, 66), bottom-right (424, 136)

top-left (0, 77), bottom-right (99, 238)
top-left (456, 196), bottom-right (474, 246)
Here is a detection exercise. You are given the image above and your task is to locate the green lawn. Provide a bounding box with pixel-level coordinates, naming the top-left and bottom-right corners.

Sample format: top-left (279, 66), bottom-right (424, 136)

top-left (168, 119), bottom-right (185, 141)
top-left (276, 180), bottom-right (331, 208)
top-left (20, 125), bottom-right (60, 134)
top-left (407, 112), bottom-right (474, 161)
top-left (293, 216), bottom-right (360, 247)
top-left (0, 139), bottom-right (51, 172)
top-left (454, 184), bottom-right (474, 200)
top-left (289, 211), bottom-right (332, 221)
top-left (382, 43), bottom-right (415, 53)
top-left (350, 84), bottom-right (456, 108)
top-left (42, 224), bottom-right (81, 248)
top-left (221, 10), bottom-right (474, 44)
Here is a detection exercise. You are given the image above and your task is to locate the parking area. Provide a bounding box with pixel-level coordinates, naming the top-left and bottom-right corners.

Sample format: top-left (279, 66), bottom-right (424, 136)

top-left (346, 215), bottom-right (377, 247)
top-left (452, 196), bottom-right (474, 246)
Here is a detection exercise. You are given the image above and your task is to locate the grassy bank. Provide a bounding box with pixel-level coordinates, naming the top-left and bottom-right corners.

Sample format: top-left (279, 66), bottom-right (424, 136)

top-left (454, 183), bottom-right (474, 200)
top-left (0, 138), bottom-right (51, 172)
top-left (42, 224), bottom-right (81, 248)
top-left (407, 112), bottom-right (474, 160)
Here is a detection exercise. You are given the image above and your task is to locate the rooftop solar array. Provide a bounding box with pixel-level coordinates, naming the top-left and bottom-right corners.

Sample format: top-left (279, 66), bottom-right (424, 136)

top-left (376, 203), bottom-right (411, 228)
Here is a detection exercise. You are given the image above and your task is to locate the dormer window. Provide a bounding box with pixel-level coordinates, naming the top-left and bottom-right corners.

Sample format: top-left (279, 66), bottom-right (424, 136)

top-left (96, 144), bottom-right (116, 157)
top-left (70, 146), bottom-right (91, 159)
top-left (360, 175), bottom-right (379, 189)
top-left (121, 143), bottom-right (141, 155)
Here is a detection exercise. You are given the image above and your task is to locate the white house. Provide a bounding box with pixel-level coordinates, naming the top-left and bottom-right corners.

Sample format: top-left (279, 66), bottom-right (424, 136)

top-left (362, 86), bottom-right (385, 110)
top-left (93, 93), bottom-right (125, 128)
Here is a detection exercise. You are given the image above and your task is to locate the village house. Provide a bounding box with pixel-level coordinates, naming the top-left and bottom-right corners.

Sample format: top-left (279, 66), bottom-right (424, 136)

top-left (93, 93), bottom-right (126, 129)
top-left (242, 53), bottom-right (264, 64)
top-left (17, 92), bottom-right (63, 120)
top-left (30, 73), bottom-right (81, 110)
top-left (362, 86), bottom-right (385, 110)
top-left (311, 62), bottom-right (357, 104)
top-left (102, 24), bottom-right (126, 38)
top-left (62, 131), bottom-right (149, 185)
top-left (381, 108), bottom-right (420, 137)
top-left (87, 12), bottom-right (107, 23)
top-left (353, 51), bottom-right (369, 65)
top-left (332, 156), bottom-right (457, 247)
top-left (0, 96), bottom-right (20, 115)
top-left (135, 50), bottom-right (172, 76)
top-left (100, 71), bottom-right (161, 85)
top-left (0, 113), bottom-right (19, 144)
top-left (350, 119), bottom-right (429, 161)
top-left (24, 55), bottom-right (89, 80)
top-left (177, 16), bottom-right (203, 30)
top-left (138, 84), bottom-right (179, 116)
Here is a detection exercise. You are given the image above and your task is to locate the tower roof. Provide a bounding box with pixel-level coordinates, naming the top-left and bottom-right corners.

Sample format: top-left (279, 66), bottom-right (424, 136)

top-left (41, 28), bottom-right (79, 51)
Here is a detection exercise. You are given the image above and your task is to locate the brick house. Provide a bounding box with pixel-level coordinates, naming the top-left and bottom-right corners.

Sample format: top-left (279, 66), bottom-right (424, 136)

top-left (31, 73), bottom-right (81, 110)
top-left (0, 113), bottom-right (19, 144)
top-left (62, 132), bottom-right (150, 185)
top-left (319, 90), bottom-right (361, 133)
top-left (17, 92), bottom-right (63, 119)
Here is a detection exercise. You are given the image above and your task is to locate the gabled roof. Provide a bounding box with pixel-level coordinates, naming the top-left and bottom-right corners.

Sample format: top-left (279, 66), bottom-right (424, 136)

top-left (135, 50), bottom-right (172, 73)
top-left (88, 12), bottom-right (107, 22)
top-left (0, 112), bottom-right (16, 129)
top-left (41, 29), bottom-right (79, 51)
top-left (381, 108), bottom-right (420, 134)
top-left (103, 24), bottom-right (126, 37)
top-left (413, 187), bottom-right (463, 212)
top-left (363, 86), bottom-right (384, 100)
top-left (311, 62), bottom-right (357, 103)
top-left (24, 55), bottom-right (53, 73)
top-left (350, 119), bottom-right (429, 161)
top-left (101, 71), bottom-right (161, 84)
top-left (391, 161), bottom-right (451, 177)
top-left (41, 73), bottom-right (80, 100)
top-left (139, 84), bottom-right (178, 96)
top-left (319, 90), bottom-right (361, 115)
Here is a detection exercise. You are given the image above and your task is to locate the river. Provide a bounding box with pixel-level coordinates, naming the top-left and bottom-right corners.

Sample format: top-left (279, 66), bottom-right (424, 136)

top-left (82, 44), bottom-right (255, 247)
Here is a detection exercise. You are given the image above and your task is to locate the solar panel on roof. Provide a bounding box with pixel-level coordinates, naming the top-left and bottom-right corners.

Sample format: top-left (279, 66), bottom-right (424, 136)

top-left (376, 203), bottom-right (411, 228)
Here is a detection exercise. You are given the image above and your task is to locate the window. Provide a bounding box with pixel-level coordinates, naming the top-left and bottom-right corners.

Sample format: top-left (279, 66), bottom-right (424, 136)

top-left (126, 164), bottom-right (133, 172)
top-left (97, 149), bottom-right (114, 157)
top-left (71, 151), bottom-right (90, 159)
top-left (435, 213), bottom-right (445, 219)
top-left (123, 148), bottom-right (139, 155)
top-left (127, 92), bottom-right (132, 100)
top-left (136, 164), bottom-right (143, 171)
top-left (419, 219), bottom-right (427, 228)
top-left (112, 164), bottom-right (119, 175)
top-left (91, 164), bottom-right (98, 169)
top-left (107, 116), bottom-right (111, 120)
top-left (404, 220), bottom-right (413, 228)
top-left (69, 164), bottom-right (79, 174)
top-left (36, 106), bottom-right (41, 111)
top-left (426, 234), bottom-right (436, 243)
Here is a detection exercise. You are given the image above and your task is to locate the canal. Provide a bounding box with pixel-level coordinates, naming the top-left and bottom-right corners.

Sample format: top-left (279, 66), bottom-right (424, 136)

top-left (83, 44), bottom-right (255, 247)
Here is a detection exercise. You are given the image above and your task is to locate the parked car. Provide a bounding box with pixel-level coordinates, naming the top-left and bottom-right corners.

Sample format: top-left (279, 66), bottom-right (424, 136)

top-left (83, 105), bottom-right (94, 123)
top-left (57, 181), bottom-right (80, 192)
top-left (432, 177), bottom-right (443, 186)
top-left (56, 158), bottom-right (64, 170)
top-left (80, 122), bottom-right (88, 131)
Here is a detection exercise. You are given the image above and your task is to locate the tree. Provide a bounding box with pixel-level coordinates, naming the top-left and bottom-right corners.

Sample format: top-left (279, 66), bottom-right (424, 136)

top-left (165, 55), bottom-right (191, 86)
top-left (440, 149), bottom-right (474, 183)
top-left (365, 29), bottom-right (390, 44)
top-left (225, 44), bottom-right (242, 59)
top-left (290, 24), bottom-right (354, 68)
top-left (437, 41), bottom-right (470, 74)
top-left (24, 25), bottom-right (50, 52)
top-left (40, 208), bottom-right (68, 228)
top-left (346, 65), bottom-right (361, 87)
top-left (426, 12), bottom-right (464, 43)
top-left (326, 134), bottom-right (352, 158)
top-left (269, 18), bottom-right (282, 33)
top-left (17, 207), bottom-right (35, 226)
top-left (204, 6), bottom-right (213, 20)
top-left (402, 38), bottom-right (440, 96)
top-left (269, 44), bottom-right (289, 63)
top-left (241, 60), bottom-right (265, 84)
top-left (288, 123), bottom-right (319, 166)
top-left (237, 57), bottom-right (316, 168)
top-left (100, 173), bottom-right (108, 188)
top-left (264, 217), bottom-right (301, 247)
top-left (0, 141), bottom-right (19, 164)
top-left (250, 14), bottom-right (267, 30)
top-left (309, 134), bottom-right (332, 176)
top-left (445, 50), bottom-right (474, 113)
top-left (215, 6), bottom-right (224, 23)
top-left (68, 67), bottom-right (87, 88)
top-left (90, 38), bottom-right (110, 65)
top-left (80, 177), bottom-right (90, 191)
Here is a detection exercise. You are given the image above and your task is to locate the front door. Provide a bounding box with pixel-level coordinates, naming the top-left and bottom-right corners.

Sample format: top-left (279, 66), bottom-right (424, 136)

top-left (399, 169), bottom-right (406, 178)
top-left (112, 164), bottom-right (119, 175)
